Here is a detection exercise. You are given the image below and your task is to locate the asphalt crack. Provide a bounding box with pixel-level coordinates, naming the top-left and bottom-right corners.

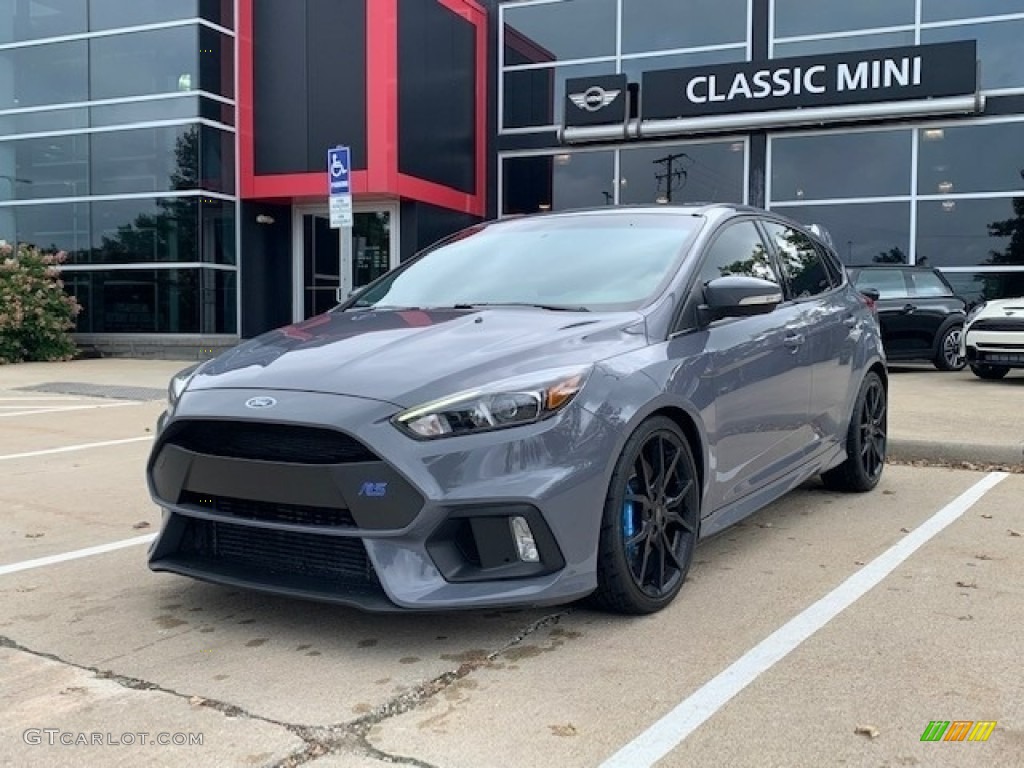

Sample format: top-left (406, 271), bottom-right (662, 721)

top-left (1, 607), bottom-right (574, 768)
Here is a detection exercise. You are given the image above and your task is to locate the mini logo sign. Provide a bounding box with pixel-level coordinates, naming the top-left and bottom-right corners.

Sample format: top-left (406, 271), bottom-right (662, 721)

top-left (358, 482), bottom-right (388, 497)
top-left (920, 720), bottom-right (997, 742)
top-left (244, 396), bottom-right (277, 409)
top-left (569, 86), bottom-right (621, 113)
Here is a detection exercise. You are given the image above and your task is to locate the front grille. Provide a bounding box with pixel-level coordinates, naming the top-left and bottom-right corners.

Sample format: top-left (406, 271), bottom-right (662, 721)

top-left (178, 491), bottom-right (356, 528)
top-left (971, 319), bottom-right (1024, 332)
top-left (163, 420), bottom-right (378, 464)
top-left (179, 519), bottom-right (375, 585)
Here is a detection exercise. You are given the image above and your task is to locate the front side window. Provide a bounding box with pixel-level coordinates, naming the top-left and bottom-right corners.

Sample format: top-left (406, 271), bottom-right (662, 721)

top-left (764, 222), bottom-right (834, 298)
top-left (909, 270), bottom-right (954, 297)
top-left (697, 221), bottom-right (778, 290)
top-left (352, 214), bottom-right (703, 311)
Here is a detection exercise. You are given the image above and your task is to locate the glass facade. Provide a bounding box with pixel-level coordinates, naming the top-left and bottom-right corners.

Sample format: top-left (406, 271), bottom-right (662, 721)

top-left (498, 0), bottom-right (1024, 300)
top-left (0, 0), bottom-right (237, 335)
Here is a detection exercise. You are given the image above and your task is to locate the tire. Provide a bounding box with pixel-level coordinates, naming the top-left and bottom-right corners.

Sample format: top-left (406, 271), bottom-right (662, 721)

top-left (590, 416), bottom-right (700, 615)
top-left (934, 324), bottom-right (966, 371)
top-left (970, 364), bottom-right (1010, 380)
top-left (821, 371), bottom-right (887, 493)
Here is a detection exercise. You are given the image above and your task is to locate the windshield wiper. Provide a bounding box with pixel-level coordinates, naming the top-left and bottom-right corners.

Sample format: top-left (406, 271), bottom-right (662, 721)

top-left (448, 302), bottom-right (590, 313)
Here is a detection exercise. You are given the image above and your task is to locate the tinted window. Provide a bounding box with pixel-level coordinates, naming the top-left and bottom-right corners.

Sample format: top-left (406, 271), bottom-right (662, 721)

top-left (621, 0), bottom-right (748, 52)
top-left (697, 221), bottom-right (778, 289)
top-left (853, 269), bottom-right (907, 299)
top-left (918, 121), bottom-right (1024, 196)
top-left (503, 0), bottom-right (616, 62)
top-left (923, 20), bottom-right (1024, 90)
top-left (908, 270), bottom-right (953, 297)
top-left (353, 214), bottom-right (702, 311)
top-left (768, 202), bottom-right (911, 266)
top-left (774, 0), bottom-right (915, 37)
top-left (917, 197), bottom-right (1024, 268)
top-left (619, 141), bottom-right (746, 206)
top-left (764, 222), bottom-right (834, 298)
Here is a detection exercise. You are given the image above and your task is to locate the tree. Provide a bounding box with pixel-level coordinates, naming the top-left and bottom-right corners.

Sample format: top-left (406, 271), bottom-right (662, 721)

top-left (874, 247), bottom-right (907, 264)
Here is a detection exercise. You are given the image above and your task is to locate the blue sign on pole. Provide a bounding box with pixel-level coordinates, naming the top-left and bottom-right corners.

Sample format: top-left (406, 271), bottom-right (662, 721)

top-left (327, 146), bottom-right (350, 196)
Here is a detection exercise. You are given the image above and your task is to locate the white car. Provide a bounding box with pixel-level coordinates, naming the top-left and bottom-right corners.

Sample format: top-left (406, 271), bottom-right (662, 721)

top-left (961, 297), bottom-right (1024, 379)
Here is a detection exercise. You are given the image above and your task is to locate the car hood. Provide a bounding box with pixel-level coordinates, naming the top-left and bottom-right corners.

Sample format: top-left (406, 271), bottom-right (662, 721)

top-left (189, 307), bottom-right (648, 407)
top-left (972, 297), bottom-right (1024, 319)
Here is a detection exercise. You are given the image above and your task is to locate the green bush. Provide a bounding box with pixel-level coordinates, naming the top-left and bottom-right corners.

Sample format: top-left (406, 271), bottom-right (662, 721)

top-left (0, 241), bottom-right (82, 364)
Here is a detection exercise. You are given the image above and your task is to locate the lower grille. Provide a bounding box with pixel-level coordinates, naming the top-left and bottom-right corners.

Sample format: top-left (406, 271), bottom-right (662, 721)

top-left (179, 519), bottom-right (375, 585)
top-left (178, 491), bottom-right (356, 528)
top-left (979, 351), bottom-right (1024, 364)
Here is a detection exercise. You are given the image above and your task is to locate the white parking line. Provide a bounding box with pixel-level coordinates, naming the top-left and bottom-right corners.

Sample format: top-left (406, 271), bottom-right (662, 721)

top-left (0, 436), bottom-right (153, 462)
top-left (0, 402), bottom-right (143, 418)
top-left (600, 471), bottom-right (1008, 768)
top-left (0, 534), bottom-right (158, 577)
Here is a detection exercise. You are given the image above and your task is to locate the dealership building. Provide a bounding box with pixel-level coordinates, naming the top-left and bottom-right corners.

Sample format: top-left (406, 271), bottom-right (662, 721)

top-left (2, 0), bottom-right (1023, 352)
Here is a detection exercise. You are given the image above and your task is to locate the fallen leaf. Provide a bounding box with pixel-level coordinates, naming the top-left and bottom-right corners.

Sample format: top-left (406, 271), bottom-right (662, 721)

top-left (24, 533), bottom-right (44, 539)
top-left (59, 686), bottom-right (87, 695)
top-left (958, 615), bottom-right (973, 621)
top-left (854, 560), bottom-right (865, 566)
top-left (1009, 529), bottom-right (1022, 538)
top-left (883, 490), bottom-right (896, 495)
top-left (956, 580), bottom-right (977, 589)
top-left (855, 725), bottom-right (879, 739)
top-left (189, 696), bottom-right (206, 707)
top-left (900, 527), bottom-right (911, 533)
top-left (132, 521), bottom-right (151, 530)
top-left (981, 514), bottom-right (993, 519)
top-left (975, 554), bottom-right (993, 561)
top-left (549, 724), bottom-right (578, 738)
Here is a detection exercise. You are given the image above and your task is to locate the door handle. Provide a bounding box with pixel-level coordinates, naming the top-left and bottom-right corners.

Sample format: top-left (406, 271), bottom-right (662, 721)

top-left (784, 333), bottom-right (805, 350)
top-left (901, 304), bottom-right (917, 314)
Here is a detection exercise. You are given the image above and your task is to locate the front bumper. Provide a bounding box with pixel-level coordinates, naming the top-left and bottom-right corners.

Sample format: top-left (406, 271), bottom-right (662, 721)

top-left (146, 388), bottom-right (613, 611)
top-left (963, 328), bottom-right (1024, 368)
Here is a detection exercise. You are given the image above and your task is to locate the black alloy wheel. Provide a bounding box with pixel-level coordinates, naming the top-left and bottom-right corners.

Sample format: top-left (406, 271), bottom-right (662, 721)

top-left (821, 371), bottom-right (887, 493)
top-left (592, 416), bottom-right (700, 615)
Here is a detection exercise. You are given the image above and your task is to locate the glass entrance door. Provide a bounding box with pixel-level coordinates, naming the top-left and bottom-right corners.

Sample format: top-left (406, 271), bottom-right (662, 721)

top-left (294, 204), bottom-right (398, 321)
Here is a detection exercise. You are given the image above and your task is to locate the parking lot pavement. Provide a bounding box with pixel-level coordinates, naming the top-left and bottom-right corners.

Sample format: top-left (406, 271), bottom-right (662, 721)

top-left (0, 360), bottom-right (1021, 767)
top-left (887, 366), bottom-right (1024, 467)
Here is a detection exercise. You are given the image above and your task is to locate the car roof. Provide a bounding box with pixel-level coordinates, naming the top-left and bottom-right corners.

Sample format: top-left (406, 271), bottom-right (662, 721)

top-left (848, 265), bottom-right (935, 270)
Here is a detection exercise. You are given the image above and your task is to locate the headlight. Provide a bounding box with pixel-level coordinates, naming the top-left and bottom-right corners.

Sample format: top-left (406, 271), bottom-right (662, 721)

top-left (167, 363), bottom-right (201, 410)
top-left (965, 302), bottom-right (986, 325)
top-left (393, 367), bottom-right (591, 439)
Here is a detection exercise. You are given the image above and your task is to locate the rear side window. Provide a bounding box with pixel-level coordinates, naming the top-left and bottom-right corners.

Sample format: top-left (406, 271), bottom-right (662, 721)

top-left (763, 222), bottom-right (834, 299)
top-left (854, 269), bottom-right (907, 299)
top-left (697, 220), bottom-right (779, 292)
top-left (908, 270), bottom-right (953, 297)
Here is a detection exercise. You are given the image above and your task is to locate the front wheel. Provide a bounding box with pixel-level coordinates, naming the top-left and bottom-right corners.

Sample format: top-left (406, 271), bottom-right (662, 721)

top-left (934, 325), bottom-right (966, 371)
top-left (821, 371), bottom-right (887, 493)
top-left (970, 364), bottom-right (1010, 380)
top-left (590, 416), bottom-right (700, 615)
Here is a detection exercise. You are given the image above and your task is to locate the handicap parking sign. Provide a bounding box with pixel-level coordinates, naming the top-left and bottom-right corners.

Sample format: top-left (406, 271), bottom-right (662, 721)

top-left (327, 146), bottom-right (350, 195)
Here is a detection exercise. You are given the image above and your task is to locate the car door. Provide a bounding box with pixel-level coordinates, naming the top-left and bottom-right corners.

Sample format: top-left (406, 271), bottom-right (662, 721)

top-left (904, 269), bottom-right (964, 352)
top-left (679, 219), bottom-right (816, 512)
top-left (854, 268), bottom-right (916, 355)
top-left (762, 221), bottom-right (852, 444)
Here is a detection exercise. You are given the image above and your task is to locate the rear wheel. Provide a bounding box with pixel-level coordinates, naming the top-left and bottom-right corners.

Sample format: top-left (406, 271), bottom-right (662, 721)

top-left (934, 325), bottom-right (965, 371)
top-left (821, 371), bottom-right (887, 493)
top-left (591, 416), bottom-right (700, 615)
top-left (970, 364), bottom-right (1010, 380)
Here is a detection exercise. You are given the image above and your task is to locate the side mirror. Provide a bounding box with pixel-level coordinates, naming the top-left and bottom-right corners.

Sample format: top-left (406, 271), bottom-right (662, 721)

top-left (699, 276), bottom-right (783, 324)
top-left (860, 288), bottom-right (881, 303)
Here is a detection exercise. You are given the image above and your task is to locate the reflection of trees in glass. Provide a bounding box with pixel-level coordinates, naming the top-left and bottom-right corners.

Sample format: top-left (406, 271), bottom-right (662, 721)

top-left (90, 126), bottom-right (199, 265)
top-left (874, 247), bottom-right (906, 264)
top-left (986, 195), bottom-right (1024, 268)
top-left (718, 243), bottom-right (774, 280)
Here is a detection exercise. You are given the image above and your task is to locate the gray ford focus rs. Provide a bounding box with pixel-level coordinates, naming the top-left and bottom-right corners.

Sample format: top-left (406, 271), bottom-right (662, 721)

top-left (147, 204), bottom-right (887, 615)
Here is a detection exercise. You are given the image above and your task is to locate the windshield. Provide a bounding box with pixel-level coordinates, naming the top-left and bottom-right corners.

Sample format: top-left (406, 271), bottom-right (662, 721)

top-left (347, 213), bottom-right (703, 312)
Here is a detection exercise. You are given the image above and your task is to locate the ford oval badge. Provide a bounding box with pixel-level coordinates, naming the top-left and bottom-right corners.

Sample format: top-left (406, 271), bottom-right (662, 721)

top-left (245, 396), bottom-right (277, 409)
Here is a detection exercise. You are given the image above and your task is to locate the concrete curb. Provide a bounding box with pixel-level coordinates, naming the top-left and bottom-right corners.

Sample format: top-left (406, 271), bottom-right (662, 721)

top-left (888, 437), bottom-right (1024, 468)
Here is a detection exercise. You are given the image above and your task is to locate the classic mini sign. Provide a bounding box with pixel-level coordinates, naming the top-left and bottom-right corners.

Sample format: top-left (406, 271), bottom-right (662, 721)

top-left (642, 41), bottom-right (977, 120)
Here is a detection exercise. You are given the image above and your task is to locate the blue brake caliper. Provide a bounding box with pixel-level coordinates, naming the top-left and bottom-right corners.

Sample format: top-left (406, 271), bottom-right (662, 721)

top-left (622, 479), bottom-right (638, 561)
